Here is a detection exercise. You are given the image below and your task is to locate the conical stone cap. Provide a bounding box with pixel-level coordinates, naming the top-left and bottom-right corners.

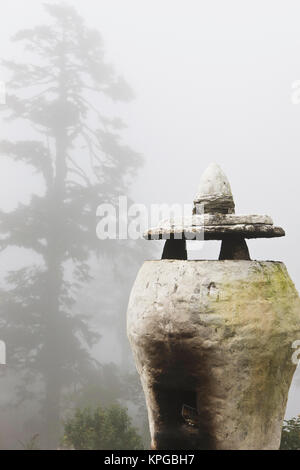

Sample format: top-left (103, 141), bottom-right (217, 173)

top-left (193, 163), bottom-right (235, 214)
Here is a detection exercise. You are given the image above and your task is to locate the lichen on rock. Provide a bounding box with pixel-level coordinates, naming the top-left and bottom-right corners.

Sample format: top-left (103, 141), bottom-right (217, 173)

top-left (127, 260), bottom-right (300, 450)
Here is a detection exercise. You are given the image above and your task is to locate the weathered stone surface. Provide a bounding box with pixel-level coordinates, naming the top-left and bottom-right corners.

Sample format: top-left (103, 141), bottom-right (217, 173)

top-left (127, 260), bottom-right (300, 450)
top-left (219, 236), bottom-right (250, 260)
top-left (148, 214), bottom-right (273, 228)
top-left (193, 163), bottom-right (235, 214)
top-left (144, 163), bottom-right (285, 242)
top-left (192, 214), bottom-right (273, 225)
top-left (145, 224), bottom-right (285, 240)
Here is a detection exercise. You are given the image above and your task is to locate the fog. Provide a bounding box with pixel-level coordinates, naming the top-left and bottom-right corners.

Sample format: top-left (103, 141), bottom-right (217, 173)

top-left (0, 0), bottom-right (299, 449)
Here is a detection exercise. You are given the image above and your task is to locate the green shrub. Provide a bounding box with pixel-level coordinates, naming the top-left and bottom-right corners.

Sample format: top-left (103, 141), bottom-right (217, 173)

top-left (63, 404), bottom-right (143, 450)
top-left (280, 416), bottom-right (300, 450)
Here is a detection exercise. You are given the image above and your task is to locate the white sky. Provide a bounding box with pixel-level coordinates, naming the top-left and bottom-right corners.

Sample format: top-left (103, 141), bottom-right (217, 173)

top-left (1, 1), bottom-right (300, 270)
top-left (0, 0), bottom-right (300, 419)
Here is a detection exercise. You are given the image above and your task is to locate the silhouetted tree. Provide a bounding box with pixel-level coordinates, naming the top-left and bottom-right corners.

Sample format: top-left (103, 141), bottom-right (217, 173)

top-left (0, 3), bottom-right (141, 448)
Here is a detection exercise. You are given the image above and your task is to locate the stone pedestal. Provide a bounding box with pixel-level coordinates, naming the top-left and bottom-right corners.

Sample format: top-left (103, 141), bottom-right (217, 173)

top-left (127, 260), bottom-right (300, 450)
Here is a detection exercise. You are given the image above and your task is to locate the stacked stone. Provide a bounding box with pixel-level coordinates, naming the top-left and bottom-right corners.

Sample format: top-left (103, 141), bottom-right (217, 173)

top-left (144, 163), bottom-right (284, 260)
top-left (127, 164), bottom-right (300, 450)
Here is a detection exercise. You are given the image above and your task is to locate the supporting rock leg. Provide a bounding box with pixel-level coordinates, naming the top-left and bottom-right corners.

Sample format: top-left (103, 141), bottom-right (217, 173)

top-left (219, 236), bottom-right (250, 260)
top-left (162, 239), bottom-right (187, 260)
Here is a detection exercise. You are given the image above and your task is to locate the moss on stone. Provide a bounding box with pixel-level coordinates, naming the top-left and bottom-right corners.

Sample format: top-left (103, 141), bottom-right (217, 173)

top-left (128, 260), bottom-right (300, 449)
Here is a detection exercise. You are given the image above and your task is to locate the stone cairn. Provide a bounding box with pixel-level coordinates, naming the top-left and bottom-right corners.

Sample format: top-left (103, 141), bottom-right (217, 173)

top-left (145, 162), bottom-right (284, 260)
top-left (127, 163), bottom-right (300, 450)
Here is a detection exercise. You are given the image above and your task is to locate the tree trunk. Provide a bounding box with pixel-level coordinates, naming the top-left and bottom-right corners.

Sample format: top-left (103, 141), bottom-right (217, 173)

top-left (43, 43), bottom-right (68, 446)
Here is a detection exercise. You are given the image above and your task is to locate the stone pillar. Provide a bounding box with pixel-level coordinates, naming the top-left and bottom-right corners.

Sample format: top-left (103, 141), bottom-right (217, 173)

top-left (127, 164), bottom-right (300, 449)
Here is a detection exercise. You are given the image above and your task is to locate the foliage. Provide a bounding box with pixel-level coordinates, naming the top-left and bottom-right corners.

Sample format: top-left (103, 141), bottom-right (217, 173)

top-left (280, 416), bottom-right (300, 450)
top-left (19, 434), bottom-right (40, 450)
top-left (61, 363), bottom-right (150, 449)
top-left (63, 404), bottom-right (143, 450)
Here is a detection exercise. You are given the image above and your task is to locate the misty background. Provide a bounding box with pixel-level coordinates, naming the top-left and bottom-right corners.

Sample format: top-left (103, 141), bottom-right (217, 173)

top-left (0, 0), bottom-right (300, 449)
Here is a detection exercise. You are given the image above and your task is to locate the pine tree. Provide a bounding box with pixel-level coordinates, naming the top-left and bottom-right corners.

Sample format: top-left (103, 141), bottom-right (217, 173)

top-left (0, 3), bottom-right (141, 448)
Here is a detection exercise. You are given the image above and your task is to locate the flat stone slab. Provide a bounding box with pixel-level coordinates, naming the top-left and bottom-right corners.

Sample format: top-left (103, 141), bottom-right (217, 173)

top-left (149, 214), bottom-right (273, 228)
top-left (144, 214), bottom-right (284, 240)
top-left (145, 225), bottom-right (284, 240)
top-left (193, 214), bottom-right (273, 225)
